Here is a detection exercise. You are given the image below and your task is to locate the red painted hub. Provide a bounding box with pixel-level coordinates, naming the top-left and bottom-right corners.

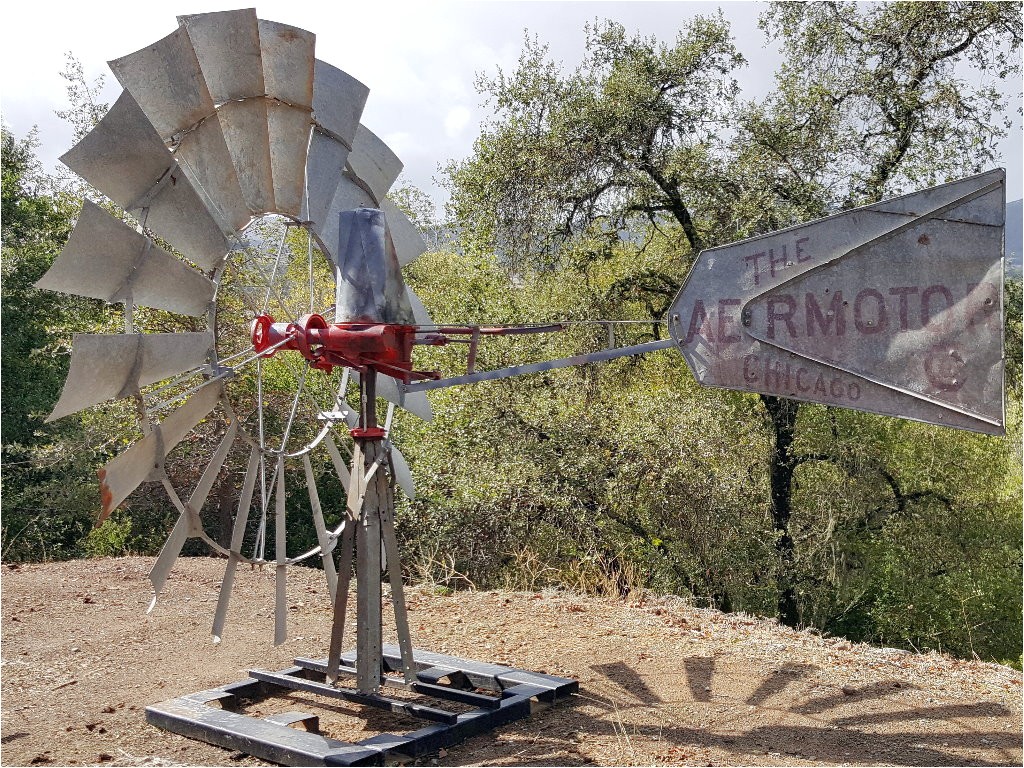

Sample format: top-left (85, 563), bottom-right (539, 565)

top-left (250, 313), bottom-right (438, 383)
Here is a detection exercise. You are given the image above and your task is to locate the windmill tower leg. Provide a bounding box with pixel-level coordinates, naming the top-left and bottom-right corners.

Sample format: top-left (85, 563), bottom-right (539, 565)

top-left (327, 369), bottom-right (415, 693)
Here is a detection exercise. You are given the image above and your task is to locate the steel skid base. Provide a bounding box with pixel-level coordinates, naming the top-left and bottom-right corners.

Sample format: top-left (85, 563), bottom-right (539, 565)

top-left (146, 645), bottom-right (578, 766)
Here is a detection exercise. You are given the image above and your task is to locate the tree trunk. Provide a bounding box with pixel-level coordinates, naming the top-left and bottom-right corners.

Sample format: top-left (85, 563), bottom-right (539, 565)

top-left (761, 394), bottom-right (801, 627)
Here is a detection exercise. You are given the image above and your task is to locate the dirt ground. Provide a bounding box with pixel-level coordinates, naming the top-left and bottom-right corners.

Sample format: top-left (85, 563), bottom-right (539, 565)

top-left (1, 556), bottom-right (1020, 767)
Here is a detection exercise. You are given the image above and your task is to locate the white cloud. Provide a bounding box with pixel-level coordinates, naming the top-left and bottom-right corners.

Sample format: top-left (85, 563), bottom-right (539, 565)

top-left (444, 106), bottom-right (472, 139)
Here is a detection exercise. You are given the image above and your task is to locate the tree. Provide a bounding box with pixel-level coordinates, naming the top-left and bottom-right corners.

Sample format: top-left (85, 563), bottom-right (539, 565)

top-left (0, 125), bottom-right (115, 559)
top-left (445, 14), bottom-right (744, 270)
top-left (443, 2), bottom-right (1022, 632)
top-left (740, 0), bottom-right (1022, 625)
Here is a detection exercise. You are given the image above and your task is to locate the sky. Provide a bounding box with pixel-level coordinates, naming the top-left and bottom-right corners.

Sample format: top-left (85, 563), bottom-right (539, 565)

top-left (1, 0), bottom-right (1021, 212)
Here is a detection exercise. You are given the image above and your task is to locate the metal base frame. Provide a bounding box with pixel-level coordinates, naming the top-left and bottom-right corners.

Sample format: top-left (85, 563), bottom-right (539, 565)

top-left (146, 645), bottom-right (578, 766)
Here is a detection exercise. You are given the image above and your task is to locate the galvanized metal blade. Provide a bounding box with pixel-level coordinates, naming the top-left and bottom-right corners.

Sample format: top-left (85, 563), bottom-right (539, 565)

top-left (274, 460), bottom-right (288, 645)
top-left (323, 434), bottom-right (353, 498)
top-left (173, 117), bottom-right (252, 232)
top-left (180, 9), bottom-right (275, 215)
top-left (59, 91), bottom-right (229, 269)
top-left (178, 9), bottom-right (263, 102)
top-left (266, 103), bottom-right (313, 217)
top-left (303, 60), bottom-right (369, 226)
top-left (108, 25), bottom-right (250, 231)
top-left (388, 443), bottom-right (415, 500)
top-left (148, 420), bottom-right (238, 600)
top-left (259, 19), bottom-right (315, 217)
top-left (349, 124), bottom-right (402, 203)
top-left (36, 200), bottom-right (214, 316)
top-left (382, 198), bottom-right (428, 266)
top-left (351, 371), bottom-right (433, 422)
top-left (48, 331), bottom-right (213, 422)
top-left (405, 285), bottom-right (432, 327)
top-left (97, 383), bottom-right (222, 521)
top-left (667, 169), bottom-right (1007, 434)
top-left (212, 446), bottom-right (260, 642)
top-left (305, 131), bottom-right (353, 233)
top-left (312, 59), bottom-right (365, 144)
top-left (302, 454), bottom-right (339, 602)
top-left (108, 26), bottom-right (215, 139)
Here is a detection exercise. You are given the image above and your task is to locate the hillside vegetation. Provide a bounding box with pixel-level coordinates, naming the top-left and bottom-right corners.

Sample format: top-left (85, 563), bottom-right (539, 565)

top-left (2, 2), bottom-right (1022, 668)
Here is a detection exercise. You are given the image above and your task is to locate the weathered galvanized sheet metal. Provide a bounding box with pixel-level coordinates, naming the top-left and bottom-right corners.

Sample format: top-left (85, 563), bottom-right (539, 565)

top-left (312, 59), bottom-right (367, 144)
top-left (405, 285), bottom-right (432, 326)
top-left (107, 26), bottom-right (215, 138)
top-left (334, 208), bottom-right (414, 325)
top-left (667, 170), bottom-right (1006, 435)
top-left (305, 129), bottom-right (353, 231)
top-left (266, 102), bottom-right (312, 217)
top-left (315, 184), bottom-right (425, 266)
top-left (259, 19), bottom-right (315, 217)
top-left (352, 370), bottom-right (433, 422)
top-left (47, 331), bottom-right (214, 421)
top-left (349, 124), bottom-right (403, 203)
top-left (316, 175), bottom-right (375, 261)
top-left (178, 10), bottom-right (263, 103)
top-left (36, 200), bottom-right (214, 316)
top-left (304, 60), bottom-right (369, 228)
top-left (97, 383), bottom-right (223, 521)
top-left (383, 198), bottom-right (428, 266)
top-left (60, 91), bottom-right (230, 269)
top-left (180, 9), bottom-right (275, 215)
top-left (108, 26), bottom-right (250, 231)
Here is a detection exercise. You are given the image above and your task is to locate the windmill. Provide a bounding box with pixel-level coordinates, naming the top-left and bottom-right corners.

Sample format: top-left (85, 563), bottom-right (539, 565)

top-left (38, 8), bottom-right (1006, 766)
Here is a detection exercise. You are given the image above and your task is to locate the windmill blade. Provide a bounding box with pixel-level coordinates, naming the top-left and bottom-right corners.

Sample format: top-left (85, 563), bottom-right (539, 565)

top-left (668, 169), bottom-right (1006, 435)
top-left (35, 200), bottom-right (214, 316)
top-left (97, 382), bottom-right (222, 521)
top-left (388, 444), bottom-right (415, 500)
top-left (405, 285), bottom-right (432, 327)
top-left (212, 446), bottom-right (260, 642)
top-left (351, 371), bottom-right (433, 422)
top-left (302, 454), bottom-right (339, 601)
top-left (60, 91), bottom-right (229, 270)
top-left (349, 124), bottom-right (403, 203)
top-left (259, 19), bottom-right (315, 217)
top-left (108, 25), bottom-right (250, 231)
top-left (48, 332), bottom-right (214, 422)
top-left (148, 419), bottom-right (239, 600)
top-left (179, 9), bottom-right (274, 215)
top-left (323, 434), bottom-right (353, 495)
top-left (274, 463), bottom-right (288, 645)
top-left (382, 198), bottom-right (428, 266)
top-left (304, 60), bottom-right (369, 228)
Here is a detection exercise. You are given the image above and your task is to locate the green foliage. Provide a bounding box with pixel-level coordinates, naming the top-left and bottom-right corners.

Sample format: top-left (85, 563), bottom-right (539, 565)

top-left (4, 8), bottom-right (1020, 672)
top-left (436, 1), bottom-right (1023, 663)
top-left (1005, 278), bottom-right (1022, 396)
top-left (0, 124), bottom-right (119, 561)
top-left (444, 15), bottom-right (744, 269)
top-left (83, 514), bottom-right (133, 558)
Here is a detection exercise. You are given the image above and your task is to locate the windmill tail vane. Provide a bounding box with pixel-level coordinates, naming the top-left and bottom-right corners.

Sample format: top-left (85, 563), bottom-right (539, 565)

top-left (32, 6), bottom-right (1006, 763)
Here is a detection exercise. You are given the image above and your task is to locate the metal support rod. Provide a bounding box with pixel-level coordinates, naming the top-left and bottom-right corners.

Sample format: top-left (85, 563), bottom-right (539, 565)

top-left (402, 338), bottom-right (675, 392)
